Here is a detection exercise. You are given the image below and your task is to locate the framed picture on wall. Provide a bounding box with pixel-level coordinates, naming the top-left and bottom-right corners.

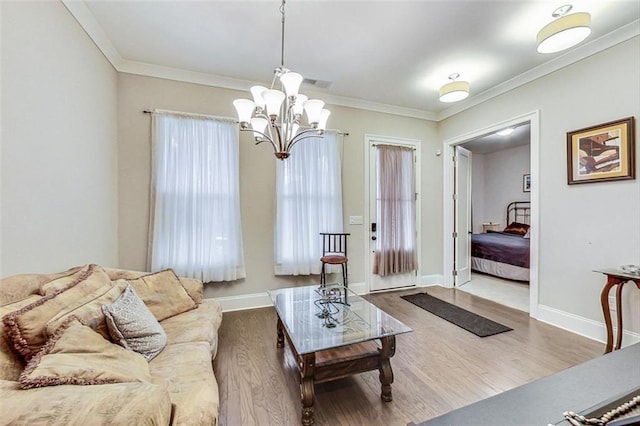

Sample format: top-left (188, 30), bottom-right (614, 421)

top-left (523, 174), bottom-right (531, 192)
top-left (567, 117), bottom-right (636, 185)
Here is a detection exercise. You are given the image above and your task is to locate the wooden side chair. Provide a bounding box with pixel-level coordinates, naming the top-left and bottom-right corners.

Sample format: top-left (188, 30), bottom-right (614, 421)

top-left (320, 232), bottom-right (350, 289)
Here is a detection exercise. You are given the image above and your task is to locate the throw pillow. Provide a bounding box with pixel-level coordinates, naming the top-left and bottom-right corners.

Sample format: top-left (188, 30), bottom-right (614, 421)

top-left (2, 265), bottom-right (113, 361)
top-left (102, 285), bottom-right (167, 361)
top-left (45, 279), bottom-right (129, 340)
top-left (503, 222), bottom-right (530, 236)
top-left (19, 318), bottom-right (150, 389)
top-left (39, 264), bottom-right (92, 296)
top-left (126, 270), bottom-right (197, 321)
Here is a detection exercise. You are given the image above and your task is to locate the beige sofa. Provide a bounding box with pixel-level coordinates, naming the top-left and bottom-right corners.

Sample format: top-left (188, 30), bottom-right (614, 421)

top-left (0, 264), bottom-right (223, 425)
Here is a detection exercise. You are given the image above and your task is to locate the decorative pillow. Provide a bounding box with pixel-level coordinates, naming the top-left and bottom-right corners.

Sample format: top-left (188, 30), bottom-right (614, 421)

top-left (19, 319), bottom-right (150, 389)
top-left (2, 265), bottom-right (113, 361)
top-left (0, 295), bottom-right (41, 381)
top-left (1, 264), bottom-right (86, 306)
top-left (104, 267), bottom-right (203, 305)
top-left (503, 222), bottom-right (530, 236)
top-left (39, 264), bottom-right (92, 296)
top-left (45, 279), bottom-right (129, 340)
top-left (126, 270), bottom-right (197, 321)
top-left (102, 285), bottom-right (167, 361)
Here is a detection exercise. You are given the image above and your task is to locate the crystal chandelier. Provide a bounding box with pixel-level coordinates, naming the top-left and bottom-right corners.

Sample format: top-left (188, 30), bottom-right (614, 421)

top-left (233, 0), bottom-right (330, 160)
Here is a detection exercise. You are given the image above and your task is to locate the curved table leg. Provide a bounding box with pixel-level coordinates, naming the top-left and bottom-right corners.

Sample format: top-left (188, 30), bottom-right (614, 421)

top-left (276, 317), bottom-right (284, 348)
top-left (600, 278), bottom-right (618, 353)
top-left (379, 335), bottom-right (396, 402)
top-left (614, 282), bottom-right (625, 351)
top-left (300, 353), bottom-right (315, 425)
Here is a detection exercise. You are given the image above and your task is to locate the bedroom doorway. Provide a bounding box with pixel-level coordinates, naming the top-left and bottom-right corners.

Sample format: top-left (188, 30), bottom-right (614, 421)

top-left (443, 111), bottom-right (539, 318)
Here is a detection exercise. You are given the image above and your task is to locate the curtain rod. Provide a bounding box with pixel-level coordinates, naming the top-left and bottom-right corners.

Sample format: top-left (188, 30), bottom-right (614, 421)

top-left (143, 109), bottom-right (235, 123)
top-left (144, 109), bottom-right (349, 136)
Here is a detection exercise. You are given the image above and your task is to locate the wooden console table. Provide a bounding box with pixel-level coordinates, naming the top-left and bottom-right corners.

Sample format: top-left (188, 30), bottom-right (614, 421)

top-left (594, 269), bottom-right (640, 353)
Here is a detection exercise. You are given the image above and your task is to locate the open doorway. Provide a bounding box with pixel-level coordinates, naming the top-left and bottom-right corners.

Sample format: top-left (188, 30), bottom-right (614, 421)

top-left (443, 111), bottom-right (540, 318)
top-left (457, 124), bottom-right (531, 312)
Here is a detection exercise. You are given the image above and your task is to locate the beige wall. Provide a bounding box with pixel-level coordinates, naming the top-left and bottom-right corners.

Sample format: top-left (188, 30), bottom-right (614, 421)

top-left (117, 73), bottom-right (440, 299)
top-left (439, 37), bottom-right (640, 333)
top-left (1, 1), bottom-right (118, 276)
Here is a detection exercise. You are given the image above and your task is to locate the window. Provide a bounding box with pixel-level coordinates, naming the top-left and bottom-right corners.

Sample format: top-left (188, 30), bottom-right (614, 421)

top-left (149, 112), bottom-right (245, 282)
top-left (274, 132), bottom-right (343, 275)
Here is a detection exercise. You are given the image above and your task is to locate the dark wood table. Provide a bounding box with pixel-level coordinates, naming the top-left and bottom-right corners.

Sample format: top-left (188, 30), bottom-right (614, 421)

top-left (594, 268), bottom-right (640, 353)
top-left (268, 284), bottom-right (412, 425)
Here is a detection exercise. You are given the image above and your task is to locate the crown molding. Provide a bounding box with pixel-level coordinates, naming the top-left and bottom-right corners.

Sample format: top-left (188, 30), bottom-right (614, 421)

top-left (61, 0), bottom-right (123, 69)
top-left (62, 1), bottom-right (638, 123)
top-left (437, 20), bottom-right (640, 121)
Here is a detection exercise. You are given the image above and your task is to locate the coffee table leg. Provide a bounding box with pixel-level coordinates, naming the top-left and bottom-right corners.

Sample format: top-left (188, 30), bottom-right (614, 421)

top-left (276, 317), bottom-right (284, 348)
top-left (300, 353), bottom-right (316, 425)
top-left (379, 335), bottom-right (396, 402)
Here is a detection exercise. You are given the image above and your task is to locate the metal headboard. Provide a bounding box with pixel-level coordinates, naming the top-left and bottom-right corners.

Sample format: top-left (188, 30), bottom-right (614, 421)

top-left (506, 201), bottom-right (531, 225)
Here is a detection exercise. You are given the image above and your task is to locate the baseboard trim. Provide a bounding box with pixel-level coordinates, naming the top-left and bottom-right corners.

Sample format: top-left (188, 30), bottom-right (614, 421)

top-left (215, 281), bottom-right (369, 312)
top-left (537, 304), bottom-right (640, 347)
top-left (420, 274), bottom-right (444, 287)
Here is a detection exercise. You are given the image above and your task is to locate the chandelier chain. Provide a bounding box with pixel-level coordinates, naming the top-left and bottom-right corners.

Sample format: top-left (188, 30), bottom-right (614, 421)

top-left (280, 0), bottom-right (286, 68)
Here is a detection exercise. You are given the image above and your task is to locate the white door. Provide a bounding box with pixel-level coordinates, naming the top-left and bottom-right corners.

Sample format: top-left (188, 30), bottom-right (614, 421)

top-left (454, 146), bottom-right (472, 286)
top-left (368, 138), bottom-right (420, 291)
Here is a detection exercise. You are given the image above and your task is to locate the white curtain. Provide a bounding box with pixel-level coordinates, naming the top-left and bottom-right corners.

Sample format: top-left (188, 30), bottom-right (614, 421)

top-left (149, 112), bottom-right (245, 282)
top-left (373, 144), bottom-right (417, 276)
top-left (274, 132), bottom-right (343, 275)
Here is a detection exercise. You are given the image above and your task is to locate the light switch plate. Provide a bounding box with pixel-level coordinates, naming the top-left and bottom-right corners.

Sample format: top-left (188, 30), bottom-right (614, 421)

top-left (349, 215), bottom-right (363, 225)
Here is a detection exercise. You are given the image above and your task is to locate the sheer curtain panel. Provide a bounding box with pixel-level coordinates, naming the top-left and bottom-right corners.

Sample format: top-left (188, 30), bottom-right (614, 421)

top-left (275, 132), bottom-right (343, 275)
top-left (149, 112), bottom-right (245, 282)
top-left (373, 145), bottom-right (417, 276)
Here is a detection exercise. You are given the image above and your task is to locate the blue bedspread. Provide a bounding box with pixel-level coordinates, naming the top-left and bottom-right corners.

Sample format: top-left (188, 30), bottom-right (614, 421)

top-left (471, 231), bottom-right (530, 268)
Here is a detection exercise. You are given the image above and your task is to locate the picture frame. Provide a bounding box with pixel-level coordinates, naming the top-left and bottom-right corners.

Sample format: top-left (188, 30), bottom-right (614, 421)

top-left (523, 174), bottom-right (531, 192)
top-left (567, 117), bottom-right (636, 185)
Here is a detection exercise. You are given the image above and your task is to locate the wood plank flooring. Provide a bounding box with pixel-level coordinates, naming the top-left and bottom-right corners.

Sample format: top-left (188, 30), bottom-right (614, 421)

top-left (214, 286), bottom-right (604, 426)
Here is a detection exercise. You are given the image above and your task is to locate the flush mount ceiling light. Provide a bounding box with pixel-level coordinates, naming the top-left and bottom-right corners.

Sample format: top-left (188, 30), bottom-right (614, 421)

top-left (439, 73), bottom-right (470, 103)
top-left (537, 4), bottom-right (591, 54)
top-left (233, 0), bottom-right (329, 160)
top-left (496, 127), bottom-right (515, 136)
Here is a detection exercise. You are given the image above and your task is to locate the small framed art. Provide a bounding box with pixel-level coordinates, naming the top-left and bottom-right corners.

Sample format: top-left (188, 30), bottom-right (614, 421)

top-left (523, 174), bottom-right (531, 192)
top-left (567, 117), bottom-right (636, 185)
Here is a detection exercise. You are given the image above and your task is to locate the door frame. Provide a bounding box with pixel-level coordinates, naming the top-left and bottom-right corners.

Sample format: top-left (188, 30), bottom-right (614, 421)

top-left (442, 111), bottom-right (540, 318)
top-left (454, 146), bottom-right (473, 286)
top-left (364, 134), bottom-right (422, 293)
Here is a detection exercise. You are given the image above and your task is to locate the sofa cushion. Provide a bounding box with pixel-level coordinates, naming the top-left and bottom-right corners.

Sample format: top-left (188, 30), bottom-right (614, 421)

top-left (20, 319), bottom-right (150, 389)
top-left (0, 265), bottom-right (86, 306)
top-left (0, 379), bottom-right (172, 425)
top-left (103, 285), bottom-right (167, 361)
top-left (45, 279), bottom-right (129, 340)
top-left (2, 265), bottom-right (112, 360)
top-left (161, 299), bottom-right (223, 359)
top-left (39, 264), bottom-right (92, 296)
top-left (126, 270), bottom-right (197, 321)
top-left (104, 267), bottom-right (204, 305)
top-left (149, 341), bottom-right (219, 425)
top-left (0, 295), bottom-right (41, 381)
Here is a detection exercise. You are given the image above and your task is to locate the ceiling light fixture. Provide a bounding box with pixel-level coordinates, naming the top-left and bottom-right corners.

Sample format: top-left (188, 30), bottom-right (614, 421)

top-left (233, 0), bottom-right (329, 160)
top-left (536, 4), bottom-right (591, 54)
top-left (496, 128), bottom-right (515, 136)
top-left (439, 73), bottom-right (470, 103)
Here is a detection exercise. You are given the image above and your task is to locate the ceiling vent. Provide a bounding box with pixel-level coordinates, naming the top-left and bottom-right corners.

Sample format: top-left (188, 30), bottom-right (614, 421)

top-left (303, 78), bottom-right (332, 89)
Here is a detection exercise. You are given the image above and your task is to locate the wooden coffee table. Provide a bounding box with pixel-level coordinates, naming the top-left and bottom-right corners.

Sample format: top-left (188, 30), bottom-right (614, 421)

top-left (268, 284), bottom-right (412, 425)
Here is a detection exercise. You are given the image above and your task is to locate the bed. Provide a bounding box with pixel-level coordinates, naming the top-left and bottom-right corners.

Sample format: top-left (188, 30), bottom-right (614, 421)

top-left (471, 201), bottom-right (530, 282)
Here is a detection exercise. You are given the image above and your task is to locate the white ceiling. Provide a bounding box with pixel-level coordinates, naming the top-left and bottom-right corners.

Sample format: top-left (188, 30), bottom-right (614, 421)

top-left (67, 0), bottom-right (640, 120)
top-left (462, 123), bottom-right (531, 154)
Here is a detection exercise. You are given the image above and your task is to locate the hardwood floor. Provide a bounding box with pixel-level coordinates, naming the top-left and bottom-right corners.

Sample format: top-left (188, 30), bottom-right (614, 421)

top-left (214, 286), bottom-right (604, 426)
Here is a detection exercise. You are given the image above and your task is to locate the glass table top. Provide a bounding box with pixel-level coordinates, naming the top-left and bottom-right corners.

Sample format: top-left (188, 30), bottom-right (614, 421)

top-left (594, 267), bottom-right (640, 280)
top-left (268, 283), bottom-right (412, 355)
